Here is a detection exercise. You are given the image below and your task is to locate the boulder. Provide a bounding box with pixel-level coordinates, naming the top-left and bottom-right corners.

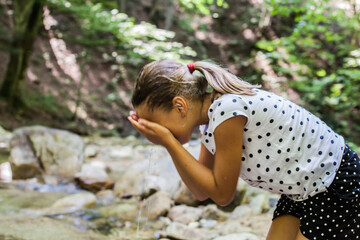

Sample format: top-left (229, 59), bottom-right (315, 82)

top-left (213, 233), bottom-right (259, 240)
top-left (168, 205), bottom-right (202, 225)
top-left (165, 222), bottom-right (207, 240)
top-left (84, 144), bottom-right (98, 158)
top-left (96, 190), bottom-right (117, 205)
top-left (28, 191), bottom-right (97, 216)
top-left (0, 189), bottom-right (67, 214)
top-left (0, 214), bottom-right (106, 240)
top-left (0, 125), bottom-right (12, 151)
top-left (9, 126), bottom-right (84, 180)
top-left (97, 203), bottom-right (138, 220)
top-left (75, 164), bottom-right (114, 193)
top-left (113, 155), bottom-right (181, 198)
top-left (0, 162), bottom-right (12, 182)
top-left (249, 194), bottom-right (269, 214)
top-left (173, 182), bottom-right (199, 206)
top-left (200, 204), bottom-right (229, 221)
top-left (215, 219), bottom-right (252, 235)
top-left (139, 191), bottom-right (172, 220)
top-left (75, 177), bottom-right (115, 193)
top-left (230, 205), bottom-right (253, 219)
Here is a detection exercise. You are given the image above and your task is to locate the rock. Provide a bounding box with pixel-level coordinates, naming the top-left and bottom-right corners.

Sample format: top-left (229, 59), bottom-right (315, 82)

top-left (113, 155), bottom-right (181, 198)
top-left (231, 205), bottom-right (253, 219)
top-left (139, 191), bottom-right (172, 220)
top-left (200, 204), bottom-right (229, 221)
top-left (188, 221), bottom-right (200, 228)
top-left (249, 194), bottom-right (269, 214)
top-left (96, 190), bottom-right (117, 205)
top-left (75, 163), bottom-right (108, 179)
top-left (84, 144), bottom-right (98, 158)
top-left (0, 189), bottom-right (67, 214)
top-left (0, 161), bottom-right (12, 182)
top-left (9, 126), bottom-right (84, 180)
top-left (168, 205), bottom-right (202, 225)
top-left (239, 214), bottom-right (273, 238)
top-left (138, 175), bottom-right (174, 197)
top-left (109, 146), bottom-right (133, 159)
top-left (166, 222), bottom-right (206, 240)
top-left (75, 164), bottom-right (114, 193)
top-left (213, 233), bottom-right (259, 240)
top-left (199, 218), bottom-right (217, 229)
top-left (215, 219), bottom-right (253, 235)
top-left (97, 203), bottom-right (138, 220)
top-left (75, 177), bottom-right (115, 193)
top-left (0, 214), bottom-right (106, 240)
top-left (33, 191), bottom-right (97, 215)
top-left (0, 126), bottom-right (12, 151)
top-left (173, 182), bottom-right (199, 206)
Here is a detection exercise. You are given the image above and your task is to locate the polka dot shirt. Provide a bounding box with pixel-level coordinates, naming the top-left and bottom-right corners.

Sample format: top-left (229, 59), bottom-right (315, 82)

top-left (200, 89), bottom-right (345, 201)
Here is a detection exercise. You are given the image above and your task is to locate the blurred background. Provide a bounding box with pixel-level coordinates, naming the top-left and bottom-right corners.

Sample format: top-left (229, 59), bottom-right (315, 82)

top-left (0, 1), bottom-right (359, 239)
top-left (0, 0), bottom-right (359, 147)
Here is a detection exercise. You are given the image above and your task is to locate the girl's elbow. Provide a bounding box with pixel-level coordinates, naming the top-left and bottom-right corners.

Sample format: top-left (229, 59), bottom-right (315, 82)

top-left (213, 195), bottom-right (234, 206)
top-left (197, 196), bottom-right (209, 201)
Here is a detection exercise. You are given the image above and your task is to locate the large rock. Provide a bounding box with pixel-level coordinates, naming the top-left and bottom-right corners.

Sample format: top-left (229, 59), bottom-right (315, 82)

top-left (9, 126), bottom-right (84, 180)
top-left (139, 191), bottom-right (172, 220)
top-left (168, 205), bottom-right (202, 225)
top-left (113, 143), bottom-right (201, 198)
top-left (214, 219), bottom-right (253, 235)
top-left (97, 203), bottom-right (138, 220)
top-left (166, 222), bottom-right (207, 240)
top-left (213, 233), bottom-right (259, 240)
top-left (25, 191), bottom-right (97, 216)
top-left (0, 214), bottom-right (106, 240)
top-left (113, 150), bottom-right (182, 198)
top-left (249, 194), bottom-right (269, 214)
top-left (0, 189), bottom-right (67, 214)
top-left (75, 164), bottom-right (114, 193)
top-left (173, 182), bottom-right (199, 206)
top-left (0, 125), bottom-right (12, 151)
top-left (200, 204), bottom-right (229, 221)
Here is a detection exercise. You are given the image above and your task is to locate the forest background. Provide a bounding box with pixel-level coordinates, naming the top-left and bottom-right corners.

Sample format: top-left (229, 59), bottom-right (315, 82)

top-left (0, 0), bottom-right (359, 151)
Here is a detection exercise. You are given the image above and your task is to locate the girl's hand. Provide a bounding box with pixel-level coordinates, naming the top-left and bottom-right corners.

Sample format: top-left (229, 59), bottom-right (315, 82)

top-left (128, 112), bottom-right (175, 146)
top-left (129, 110), bottom-right (138, 121)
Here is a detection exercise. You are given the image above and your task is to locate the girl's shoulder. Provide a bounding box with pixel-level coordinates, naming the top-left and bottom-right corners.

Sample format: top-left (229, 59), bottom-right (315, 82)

top-left (211, 88), bottom-right (274, 108)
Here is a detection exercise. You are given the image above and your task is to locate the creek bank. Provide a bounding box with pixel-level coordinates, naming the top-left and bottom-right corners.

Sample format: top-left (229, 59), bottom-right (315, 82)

top-left (0, 125), bottom-right (277, 240)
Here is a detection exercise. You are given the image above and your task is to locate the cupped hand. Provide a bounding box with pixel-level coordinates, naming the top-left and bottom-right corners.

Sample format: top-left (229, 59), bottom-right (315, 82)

top-left (128, 112), bottom-right (175, 147)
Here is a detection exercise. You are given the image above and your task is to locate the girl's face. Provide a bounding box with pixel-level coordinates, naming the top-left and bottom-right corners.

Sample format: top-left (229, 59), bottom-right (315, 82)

top-left (134, 102), bottom-right (195, 144)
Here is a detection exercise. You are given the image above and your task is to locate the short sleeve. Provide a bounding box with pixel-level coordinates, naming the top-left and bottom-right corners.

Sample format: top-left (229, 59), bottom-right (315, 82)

top-left (211, 94), bottom-right (250, 131)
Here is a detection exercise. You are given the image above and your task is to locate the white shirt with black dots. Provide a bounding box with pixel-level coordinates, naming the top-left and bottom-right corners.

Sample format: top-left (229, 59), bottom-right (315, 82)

top-left (200, 89), bottom-right (345, 201)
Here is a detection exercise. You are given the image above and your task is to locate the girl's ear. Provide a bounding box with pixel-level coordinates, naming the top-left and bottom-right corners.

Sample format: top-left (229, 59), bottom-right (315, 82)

top-left (172, 96), bottom-right (188, 116)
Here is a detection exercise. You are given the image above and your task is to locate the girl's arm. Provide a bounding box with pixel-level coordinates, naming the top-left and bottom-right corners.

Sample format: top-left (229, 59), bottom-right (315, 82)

top-left (129, 115), bottom-right (245, 206)
top-left (178, 143), bottom-right (215, 201)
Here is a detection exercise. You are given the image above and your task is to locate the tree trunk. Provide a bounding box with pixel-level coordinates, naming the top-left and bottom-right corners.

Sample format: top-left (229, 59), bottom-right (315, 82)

top-left (0, 0), bottom-right (44, 109)
top-left (117, 0), bottom-right (126, 13)
top-left (165, 0), bottom-right (175, 30)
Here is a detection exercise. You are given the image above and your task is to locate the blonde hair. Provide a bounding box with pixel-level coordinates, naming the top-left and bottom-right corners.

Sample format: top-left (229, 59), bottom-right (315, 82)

top-left (131, 60), bottom-right (261, 111)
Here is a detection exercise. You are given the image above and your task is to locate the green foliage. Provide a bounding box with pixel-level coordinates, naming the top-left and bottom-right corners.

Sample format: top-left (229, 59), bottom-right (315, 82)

top-left (257, 0), bottom-right (360, 143)
top-left (24, 91), bottom-right (73, 119)
top-left (179, 0), bottom-right (228, 15)
top-left (47, 0), bottom-right (196, 65)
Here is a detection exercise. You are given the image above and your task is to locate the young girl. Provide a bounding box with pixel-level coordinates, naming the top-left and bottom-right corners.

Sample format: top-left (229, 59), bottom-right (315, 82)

top-left (128, 59), bottom-right (359, 240)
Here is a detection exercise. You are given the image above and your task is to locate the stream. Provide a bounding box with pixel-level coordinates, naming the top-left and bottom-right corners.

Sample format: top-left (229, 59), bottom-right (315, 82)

top-left (0, 126), bottom-right (275, 240)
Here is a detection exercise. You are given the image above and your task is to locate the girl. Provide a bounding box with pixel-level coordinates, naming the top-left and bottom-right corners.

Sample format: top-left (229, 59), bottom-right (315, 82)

top-left (128, 59), bottom-right (359, 240)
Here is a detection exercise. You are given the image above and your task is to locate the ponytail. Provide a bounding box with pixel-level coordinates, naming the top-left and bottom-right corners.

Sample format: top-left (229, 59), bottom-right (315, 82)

top-left (190, 61), bottom-right (261, 98)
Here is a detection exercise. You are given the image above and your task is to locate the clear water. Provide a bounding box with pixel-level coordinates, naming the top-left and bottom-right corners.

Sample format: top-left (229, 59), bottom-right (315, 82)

top-left (136, 147), bottom-right (153, 238)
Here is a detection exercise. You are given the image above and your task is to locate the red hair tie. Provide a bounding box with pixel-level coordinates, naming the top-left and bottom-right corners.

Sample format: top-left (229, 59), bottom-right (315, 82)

top-left (187, 63), bottom-right (195, 73)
